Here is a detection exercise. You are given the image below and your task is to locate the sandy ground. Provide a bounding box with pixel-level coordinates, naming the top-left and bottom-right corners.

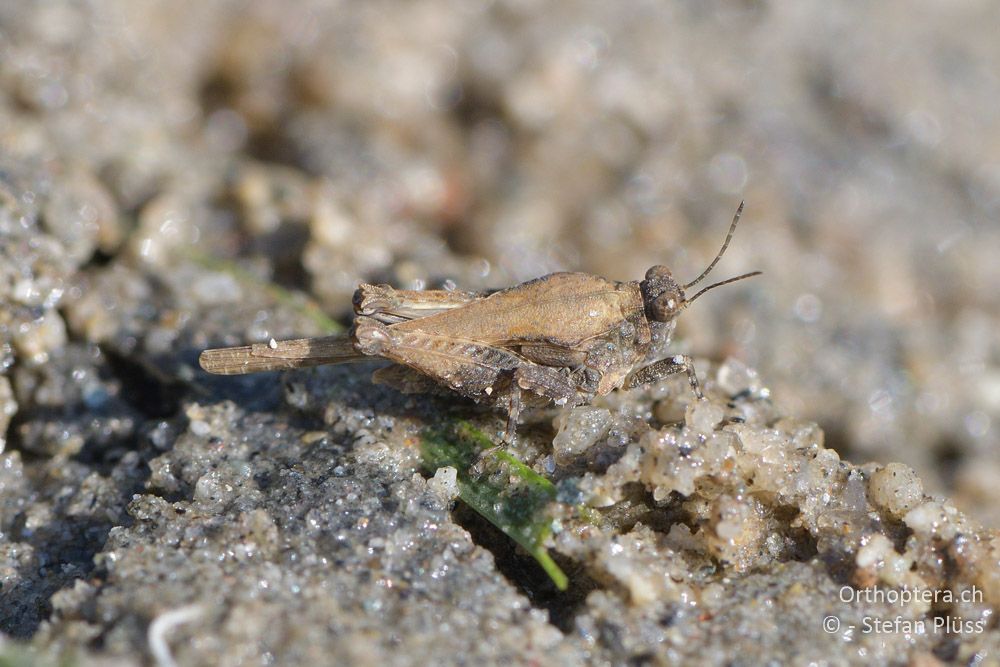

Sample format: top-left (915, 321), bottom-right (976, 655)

top-left (2, 1), bottom-right (1000, 664)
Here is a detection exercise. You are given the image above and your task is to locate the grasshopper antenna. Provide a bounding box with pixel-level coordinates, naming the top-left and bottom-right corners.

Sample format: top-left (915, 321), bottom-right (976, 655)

top-left (683, 201), bottom-right (745, 289)
top-left (686, 270), bottom-right (762, 306)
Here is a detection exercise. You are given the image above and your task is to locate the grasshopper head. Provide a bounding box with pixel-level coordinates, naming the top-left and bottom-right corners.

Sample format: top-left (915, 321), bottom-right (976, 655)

top-left (641, 202), bottom-right (762, 323)
top-left (641, 265), bottom-right (685, 322)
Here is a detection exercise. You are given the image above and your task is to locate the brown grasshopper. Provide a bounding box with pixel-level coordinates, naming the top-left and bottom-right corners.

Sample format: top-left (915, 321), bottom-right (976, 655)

top-left (199, 203), bottom-right (760, 440)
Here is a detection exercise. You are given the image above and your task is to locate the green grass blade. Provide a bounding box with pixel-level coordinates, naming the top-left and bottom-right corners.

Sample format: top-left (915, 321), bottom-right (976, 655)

top-left (421, 421), bottom-right (568, 590)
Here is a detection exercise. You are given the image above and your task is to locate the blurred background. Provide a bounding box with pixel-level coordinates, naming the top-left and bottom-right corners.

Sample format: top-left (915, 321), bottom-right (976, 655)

top-left (2, 0), bottom-right (1000, 525)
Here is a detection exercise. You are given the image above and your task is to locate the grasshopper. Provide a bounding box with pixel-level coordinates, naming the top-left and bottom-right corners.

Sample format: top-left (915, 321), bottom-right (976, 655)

top-left (199, 203), bottom-right (760, 440)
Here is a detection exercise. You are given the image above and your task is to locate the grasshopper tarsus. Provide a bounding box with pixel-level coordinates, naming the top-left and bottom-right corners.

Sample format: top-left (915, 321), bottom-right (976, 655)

top-left (200, 204), bottom-right (758, 434)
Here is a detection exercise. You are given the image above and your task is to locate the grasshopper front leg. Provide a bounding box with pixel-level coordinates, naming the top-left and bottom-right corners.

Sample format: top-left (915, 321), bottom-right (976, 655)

top-left (624, 354), bottom-right (703, 399)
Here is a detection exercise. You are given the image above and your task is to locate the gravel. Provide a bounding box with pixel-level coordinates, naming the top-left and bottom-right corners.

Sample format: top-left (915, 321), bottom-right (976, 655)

top-left (2, 1), bottom-right (1000, 664)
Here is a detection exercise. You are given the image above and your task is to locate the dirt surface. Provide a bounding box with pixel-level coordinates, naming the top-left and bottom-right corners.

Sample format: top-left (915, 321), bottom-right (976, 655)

top-left (2, 1), bottom-right (1000, 664)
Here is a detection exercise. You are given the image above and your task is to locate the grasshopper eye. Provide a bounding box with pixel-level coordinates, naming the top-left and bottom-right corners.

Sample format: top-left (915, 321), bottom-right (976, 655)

top-left (649, 289), bottom-right (683, 321)
top-left (641, 265), bottom-right (685, 322)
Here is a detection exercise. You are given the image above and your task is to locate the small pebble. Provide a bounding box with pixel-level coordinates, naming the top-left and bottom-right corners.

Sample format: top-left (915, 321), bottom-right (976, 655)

top-left (428, 466), bottom-right (460, 500)
top-left (552, 406), bottom-right (613, 463)
top-left (869, 462), bottom-right (924, 518)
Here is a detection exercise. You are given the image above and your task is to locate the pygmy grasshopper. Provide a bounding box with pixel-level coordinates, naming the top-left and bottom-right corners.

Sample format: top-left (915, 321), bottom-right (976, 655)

top-left (200, 203), bottom-right (760, 439)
